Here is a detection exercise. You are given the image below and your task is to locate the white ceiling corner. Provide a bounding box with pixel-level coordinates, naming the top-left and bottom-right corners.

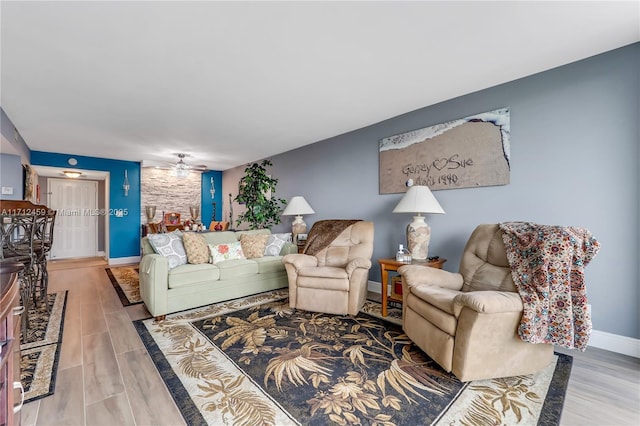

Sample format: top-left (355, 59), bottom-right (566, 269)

top-left (1, 1), bottom-right (638, 171)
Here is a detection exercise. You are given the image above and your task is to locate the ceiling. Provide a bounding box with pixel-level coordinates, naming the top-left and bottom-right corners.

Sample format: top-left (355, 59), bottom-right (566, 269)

top-left (1, 1), bottom-right (638, 171)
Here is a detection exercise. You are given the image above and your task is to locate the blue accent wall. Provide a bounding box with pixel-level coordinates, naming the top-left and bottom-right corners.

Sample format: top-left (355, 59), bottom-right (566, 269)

top-left (31, 151), bottom-right (141, 259)
top-left (201, 170), bottom-right (223, 227)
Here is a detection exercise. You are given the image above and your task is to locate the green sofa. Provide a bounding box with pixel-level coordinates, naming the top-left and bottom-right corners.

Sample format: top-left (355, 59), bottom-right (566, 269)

top-left (139, 229), bottom-right (296, 319)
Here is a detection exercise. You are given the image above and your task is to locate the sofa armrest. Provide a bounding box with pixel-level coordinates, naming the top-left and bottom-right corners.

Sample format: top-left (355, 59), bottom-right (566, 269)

top-left (280, 242), bottom-right (298, 256)
top-left (282, 253), bottom-right (318, 271)
top-left (454, 291), bottom-right (523, 314)
top-left (139, 254), bottom-right (170, 317)
top-left (398, 264), bottom-right (464, 291)
top-left (346, 258), bottom-right (372, 276)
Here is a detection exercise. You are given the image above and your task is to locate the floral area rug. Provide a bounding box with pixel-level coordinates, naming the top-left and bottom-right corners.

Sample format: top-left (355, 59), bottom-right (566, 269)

top-left (21, 291), bottom-right (68, 402)
top-left (105, 266), bottom-right (142, 306)
top-left (134, 290), bottom-right (572, 426)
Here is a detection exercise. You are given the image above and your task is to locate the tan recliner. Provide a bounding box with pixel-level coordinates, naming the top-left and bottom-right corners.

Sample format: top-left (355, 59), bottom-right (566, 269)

top-left (283, 221), bottom-right (374, 315)
top-left (398, 224), bottom-right (553, 382)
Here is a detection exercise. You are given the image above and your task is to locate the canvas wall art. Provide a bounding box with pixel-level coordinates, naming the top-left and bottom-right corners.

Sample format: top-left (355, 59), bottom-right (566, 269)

top-left (379, 108), bottom-right (510, 194)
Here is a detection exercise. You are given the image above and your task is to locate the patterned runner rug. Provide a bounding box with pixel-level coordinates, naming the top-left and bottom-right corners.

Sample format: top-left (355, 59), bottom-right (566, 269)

top-left (134, 290), bottom-right (571, 426)
top-left (21, 291), bottom-right (68, 403)
top-left (105, 266), bottom-right (142, 306)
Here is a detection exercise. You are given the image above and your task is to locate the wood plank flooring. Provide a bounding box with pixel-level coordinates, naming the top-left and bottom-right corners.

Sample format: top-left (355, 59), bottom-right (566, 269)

top-left (20, 261), bottom-right (640, 425)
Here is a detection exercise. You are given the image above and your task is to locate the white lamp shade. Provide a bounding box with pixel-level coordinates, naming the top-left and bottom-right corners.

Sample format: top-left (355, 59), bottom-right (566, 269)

top-left (282, 196), bottom-right (315, 216)
top-left (392, 185), bottom-right (445, 215)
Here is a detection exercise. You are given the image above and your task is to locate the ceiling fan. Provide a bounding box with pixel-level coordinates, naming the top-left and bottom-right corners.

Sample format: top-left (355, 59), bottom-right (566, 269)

top-left (171, 153), bottom-right (208, 177)
top-left (140, 153), bottom-right (209, 175)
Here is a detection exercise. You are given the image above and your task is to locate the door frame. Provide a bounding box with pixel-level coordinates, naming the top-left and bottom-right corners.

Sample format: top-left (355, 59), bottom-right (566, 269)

top-left (47, 177), bottom-right (99, 259)
top-left (35, 166), bottom-right (110, 260)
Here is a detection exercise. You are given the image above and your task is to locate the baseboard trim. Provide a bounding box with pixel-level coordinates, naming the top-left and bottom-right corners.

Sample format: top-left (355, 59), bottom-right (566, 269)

top-left (108, 256), bottom-right (140, 266)
top-left (368, 280), bottom-right (382, 294)
top-left (589, 330), bottom-right (640, 358)
top-left (367, 280), bottom-right (639, 358)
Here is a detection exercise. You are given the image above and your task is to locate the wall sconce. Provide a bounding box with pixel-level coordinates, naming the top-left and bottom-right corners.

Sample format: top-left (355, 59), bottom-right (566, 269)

top-left (123, 170), bottom-right (130, 196)
top-left (210, 177), bottom-right (216, 199)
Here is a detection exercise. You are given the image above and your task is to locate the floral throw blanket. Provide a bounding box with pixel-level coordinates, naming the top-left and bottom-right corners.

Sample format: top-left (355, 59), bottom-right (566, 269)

top-left (499, 222), bottom-right (600, 351)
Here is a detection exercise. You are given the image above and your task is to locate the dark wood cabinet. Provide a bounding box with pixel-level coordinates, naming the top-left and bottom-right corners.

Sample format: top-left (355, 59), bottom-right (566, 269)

top-left (0, 260), bottom-right (24, 426)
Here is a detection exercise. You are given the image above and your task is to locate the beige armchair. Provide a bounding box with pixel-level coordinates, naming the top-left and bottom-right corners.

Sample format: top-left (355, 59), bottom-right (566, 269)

top-left (398, 224), bottom-right (553, 382)
top-left (283, 220), bottom-right (374, 315)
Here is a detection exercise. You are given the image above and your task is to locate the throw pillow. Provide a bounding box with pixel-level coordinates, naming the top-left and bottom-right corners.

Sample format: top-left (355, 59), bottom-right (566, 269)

top-left (147, 231), bottom-right (187, 269)
top-left (240, 234), bottom-right (269, 259)
top-left (209, 241), bottom-right (245, 264)
top-left (264, 233), bottom-right (292, 256)
top-left (182, 232), bottom-right (209, 264)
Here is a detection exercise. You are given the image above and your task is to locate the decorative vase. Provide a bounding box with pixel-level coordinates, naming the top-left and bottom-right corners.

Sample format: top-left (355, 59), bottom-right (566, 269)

top-left (189, 205), bottom-right (200, 223)
top-left (145, 206), bottom-right (156, 223)
top-left (406, 215), bottom-right (431, 260)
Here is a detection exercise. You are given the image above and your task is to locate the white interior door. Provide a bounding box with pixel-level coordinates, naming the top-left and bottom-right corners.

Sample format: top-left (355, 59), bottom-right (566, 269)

top-left (48, 178), bottom-right (98, 259)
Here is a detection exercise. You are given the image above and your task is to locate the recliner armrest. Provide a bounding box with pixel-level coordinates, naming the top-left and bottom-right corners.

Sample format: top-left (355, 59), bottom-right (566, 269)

top-left (398, 265), bottom-right (464, 291)
top-left (454, 291), bottom-right (523, 314)
top-left (346, 258), bottom-right (372, 276)
top-left (282, 253), bottom-right (318, 271)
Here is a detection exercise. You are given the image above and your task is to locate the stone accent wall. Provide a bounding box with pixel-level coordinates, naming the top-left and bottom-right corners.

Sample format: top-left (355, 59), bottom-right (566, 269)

top-left (141, 168), bottom-right (201, 224)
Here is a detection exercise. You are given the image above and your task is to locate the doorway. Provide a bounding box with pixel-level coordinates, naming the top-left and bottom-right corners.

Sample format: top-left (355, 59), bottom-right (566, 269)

top-left (48, 178), bottom-right (98, 259)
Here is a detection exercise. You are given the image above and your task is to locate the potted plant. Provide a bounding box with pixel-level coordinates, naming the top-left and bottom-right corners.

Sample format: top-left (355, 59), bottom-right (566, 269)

top-left (235, 159), bottom-right (287, 230)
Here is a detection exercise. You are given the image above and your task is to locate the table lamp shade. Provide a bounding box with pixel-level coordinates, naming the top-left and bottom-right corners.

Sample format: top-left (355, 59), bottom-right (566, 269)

top-left (393, 186), bottom-right (445, 260)
top-left (392, 185), bottom-right (445, 215)
top-left (282, 196), bottom-right (315, 243)
top-left (282, 196), bottom-right (315, 216)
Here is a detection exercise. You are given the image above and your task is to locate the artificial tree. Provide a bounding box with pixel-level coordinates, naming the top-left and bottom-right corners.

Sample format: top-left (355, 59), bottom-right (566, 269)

top-left (235, 159), bottom-right (287, 230)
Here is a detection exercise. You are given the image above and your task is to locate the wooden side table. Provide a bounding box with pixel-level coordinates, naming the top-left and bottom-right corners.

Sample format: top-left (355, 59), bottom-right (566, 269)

top-left (378, 257), bottom-right (446, 316)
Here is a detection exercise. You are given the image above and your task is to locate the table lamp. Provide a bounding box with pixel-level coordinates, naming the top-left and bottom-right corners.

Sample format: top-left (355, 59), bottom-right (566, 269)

top-left (392, 185), bottom-right (445, 260)
top-left (282, 196), bottom-right (315, 243)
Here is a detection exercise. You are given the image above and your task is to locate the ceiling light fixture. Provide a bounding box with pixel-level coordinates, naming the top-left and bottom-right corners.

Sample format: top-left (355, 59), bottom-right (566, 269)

top-left (174, 153), bottom-right (190, 178)
top-left (63, 170), bottom-right (82, 178)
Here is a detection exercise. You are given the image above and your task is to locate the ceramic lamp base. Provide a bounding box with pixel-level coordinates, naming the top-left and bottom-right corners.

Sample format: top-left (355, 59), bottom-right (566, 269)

top-left (406, 215), bottom-right (431, 260)
top-left (291, 215), bottom-right (307, 243)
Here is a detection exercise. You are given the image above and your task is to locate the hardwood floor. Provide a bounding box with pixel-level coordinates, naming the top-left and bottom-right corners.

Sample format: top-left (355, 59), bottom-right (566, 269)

top-left (20, 261), bottom-right (640, 425)
top-left (21, 260), bottom-right (185, 426)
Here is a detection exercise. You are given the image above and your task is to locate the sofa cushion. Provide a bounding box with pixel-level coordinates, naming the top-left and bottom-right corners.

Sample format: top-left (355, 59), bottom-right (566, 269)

top-left (235, 229), bottom-right (271, 238)
top-left (264, 233), bottom-right (291, 256)
top-left (203, 231), bottom-right (238, 246)
top-left (209, 242), bottom-right (246, 264)
top-left (299, 266), bottom-right (349, 280)
top-left (406, 293), bottom-right (458, 336)
top-left (253, 256), bottom-right (285, 274)
top-left (240, 233), bottom-right (269, 259)
top-left (411, 285), bottom-right (463, 317)
top-left (168, 263), bottom-right (220, 288)
top-left (182, 232), bottom-right (210, 264)
top-left (216, 259), bottom-right (259, 279)
top-left (146, 231), bottom-right (187, 269)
